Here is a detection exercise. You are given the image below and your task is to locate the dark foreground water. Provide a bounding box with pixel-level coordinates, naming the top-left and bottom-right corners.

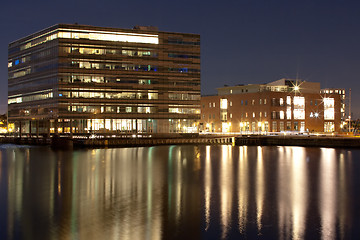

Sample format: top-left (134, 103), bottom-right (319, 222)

top-left (0, 144), bottom-right (359, 240)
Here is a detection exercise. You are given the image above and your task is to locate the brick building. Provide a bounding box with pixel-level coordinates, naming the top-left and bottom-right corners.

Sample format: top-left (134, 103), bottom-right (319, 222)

top-left (200, 79), bottom-right (341, 133)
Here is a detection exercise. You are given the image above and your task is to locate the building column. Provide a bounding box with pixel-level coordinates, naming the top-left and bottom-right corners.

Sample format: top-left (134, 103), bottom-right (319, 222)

top-left (19, 121), bottom-right (22, 138)
top-left (47, 119), bottom-right (51, 138)
top-left (54, 119), bottom-right (58, 134)
top-left (36, 120), bottom-right (39, 138)
top-left (70, 119), bottom-right (73, 137)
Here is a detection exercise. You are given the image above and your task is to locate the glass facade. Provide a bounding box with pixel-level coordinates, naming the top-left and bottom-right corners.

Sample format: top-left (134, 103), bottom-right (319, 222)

top-left (8, 24), bottom-right (200, 135)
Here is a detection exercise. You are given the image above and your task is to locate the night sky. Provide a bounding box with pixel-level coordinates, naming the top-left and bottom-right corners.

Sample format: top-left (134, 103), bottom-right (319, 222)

top-left (1, 0), bottom-right (360, 117)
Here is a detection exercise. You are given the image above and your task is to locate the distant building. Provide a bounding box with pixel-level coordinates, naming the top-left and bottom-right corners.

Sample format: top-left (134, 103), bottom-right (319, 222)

top-left (200, 79), bottom-right (341, 133)
top-left (8, 24), bottom-right (200, 135)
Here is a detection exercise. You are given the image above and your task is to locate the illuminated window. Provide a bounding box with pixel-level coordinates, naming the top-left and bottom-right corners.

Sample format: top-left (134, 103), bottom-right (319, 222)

top-left (300, 122), bottom-right (305, 132)
top-left (293, 96), bottom-right (305, 120)
top-left (287, 107), bottom-right (291, 119)
top-left (324, 122), bottom-right (335, 132)
top-left (264, 99), bottom-right (267, 105)
top-left (58, 30), bottom-right (159, 44)
top-left (213, 102), bottom-right (215, 107)
top-left (324, 98), bottom-right (335, 120)
top-left (294, 122), bottom-right (299, 131)
top-left (253, 112), bottom-right (255, 118)
top-left (286, 96), bottom-right (291, 105)
top-left (263, 122), bottom-right (268, 131)
top-left (280, 122), bottom-right (284, 131)
top-left (221, 112), bottom-right (227, 121)
top-left (272, 121), bottom-right (277, 132)
top-left (220, 99), bottom-right (228, 109)
top-left (230, 101), bottom-right (232, 106)
top-left (279, 98), bottom-right (284, 106)
top-left (280, 111), bottom-right (285, 119)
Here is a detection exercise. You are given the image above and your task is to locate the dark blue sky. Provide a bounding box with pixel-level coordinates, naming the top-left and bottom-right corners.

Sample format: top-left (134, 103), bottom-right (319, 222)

top-left (1, 0), bottom-right (360, 117)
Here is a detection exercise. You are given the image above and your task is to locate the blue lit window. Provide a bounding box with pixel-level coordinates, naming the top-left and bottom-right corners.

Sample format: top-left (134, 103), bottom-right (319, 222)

top-left (59, 94), bottom-right (63, 97)
top-left (15, 59), bottom-right (20, 65)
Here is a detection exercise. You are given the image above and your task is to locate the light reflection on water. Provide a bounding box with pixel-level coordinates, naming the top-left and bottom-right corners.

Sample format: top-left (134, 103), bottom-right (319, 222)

top-left (0, 145), bottom-right (359, 239)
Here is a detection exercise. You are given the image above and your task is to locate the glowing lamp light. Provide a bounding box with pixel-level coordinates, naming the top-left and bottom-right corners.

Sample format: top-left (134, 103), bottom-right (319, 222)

top-left (294, 86), bottom-right (300, 91)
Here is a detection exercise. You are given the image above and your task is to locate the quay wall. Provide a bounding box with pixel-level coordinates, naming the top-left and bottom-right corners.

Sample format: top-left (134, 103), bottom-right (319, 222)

top-left (0, 134), bottom-right (235, 149)
top-left (235, 135), bottom-right (360, 148)
top-left (2, 134), bottom-right (360, 149)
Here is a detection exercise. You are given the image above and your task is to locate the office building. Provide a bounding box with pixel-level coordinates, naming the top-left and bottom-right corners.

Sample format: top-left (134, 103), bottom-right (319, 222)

top-left (8, 24), bottom-right (200, 135)
top-left (200, 79), bottom-right (341, 133)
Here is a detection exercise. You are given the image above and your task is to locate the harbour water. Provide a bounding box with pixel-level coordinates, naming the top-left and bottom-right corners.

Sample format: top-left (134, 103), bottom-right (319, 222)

top-left (0, 144), bottom-right (359, 239)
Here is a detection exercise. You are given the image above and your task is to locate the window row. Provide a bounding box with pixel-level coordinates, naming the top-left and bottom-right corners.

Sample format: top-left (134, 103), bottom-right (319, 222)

top-left (65, 105), bottom-right (158, 114)
top-left (8, 49), bottom-right (57, 69)
top-left (62, 47), bottom-right (158, 57)
top-left (69, 61), bottom-right (158, 71)
top-left (168, 53), bottom-right (200, 59)
top-left (59, 75), bottom-right (200, 86)
top-left (169, 93), bottom-right (200, 101)
top-left (167, 38), bottom-right (200, 45)
top-left (59, 91), bottom-right (159, 100)
top-left (60, 105), bottom-right (199, 114)
top-left (8, 90), bottom-right (53, 104)
top-left (9, 62), bottom-right (58, 79)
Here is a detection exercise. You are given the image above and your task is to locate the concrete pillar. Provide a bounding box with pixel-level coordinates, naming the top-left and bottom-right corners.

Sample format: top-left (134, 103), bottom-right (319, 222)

top-left (62, 119), bottom-right (64, 134)
top-left (70, 119), bottom-right (73, 137)
top-left (19, 121), bottom-right (22, 138)
top-left (29, 120), bottom-right (32, 137)
top-left (36, 120), bottom-right (39, 137)
top-left (54, 119), bottom-right (58, 134)
top-left (47, 120), bottom-right (51, 138)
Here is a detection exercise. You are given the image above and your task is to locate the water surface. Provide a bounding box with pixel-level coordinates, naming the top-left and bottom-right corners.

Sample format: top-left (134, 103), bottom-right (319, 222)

top-left (0, 144), bottom-right (359, 239)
